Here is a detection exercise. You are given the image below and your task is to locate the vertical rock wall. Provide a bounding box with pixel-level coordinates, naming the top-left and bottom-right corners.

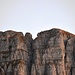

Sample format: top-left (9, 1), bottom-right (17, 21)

top-left (0, 31), bottom-right (32, 75)
top-left (0, 28), bottom-right (75, 75)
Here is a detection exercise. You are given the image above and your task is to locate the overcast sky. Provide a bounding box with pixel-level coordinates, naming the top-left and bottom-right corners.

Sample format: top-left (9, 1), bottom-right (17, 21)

top-left (0, 0), bottom-right (75, 38)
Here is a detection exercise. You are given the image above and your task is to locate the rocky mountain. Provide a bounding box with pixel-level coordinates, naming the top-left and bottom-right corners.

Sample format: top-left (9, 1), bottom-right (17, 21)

top-left (0, 28), bottom-right (75, 75)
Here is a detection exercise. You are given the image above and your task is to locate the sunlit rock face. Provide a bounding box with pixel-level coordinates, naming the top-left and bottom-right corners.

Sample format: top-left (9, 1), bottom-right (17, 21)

top-left (0, 28), bottom-right (75, 75)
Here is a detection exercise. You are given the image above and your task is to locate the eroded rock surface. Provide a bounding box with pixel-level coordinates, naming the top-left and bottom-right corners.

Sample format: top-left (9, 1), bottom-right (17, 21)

top-left (32, 28), bottom-right (75, 75)
top-left (0, 28), bottom-right (75, 75)
top-left (0, 30), bottom-right (32, 75)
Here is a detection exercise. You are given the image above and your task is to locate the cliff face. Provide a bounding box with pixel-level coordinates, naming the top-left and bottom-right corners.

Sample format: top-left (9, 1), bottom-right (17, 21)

top-left (0, 28), bottom-right (75, 75)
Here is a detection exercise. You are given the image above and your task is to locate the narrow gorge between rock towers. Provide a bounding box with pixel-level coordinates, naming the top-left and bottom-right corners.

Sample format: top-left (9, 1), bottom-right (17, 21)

top-left (0, 28), bottom-right (75, 75)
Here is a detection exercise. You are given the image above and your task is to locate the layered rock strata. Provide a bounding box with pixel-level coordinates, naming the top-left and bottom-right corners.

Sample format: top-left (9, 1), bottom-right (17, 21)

top-left (0, 28), bottom-right (75, 75)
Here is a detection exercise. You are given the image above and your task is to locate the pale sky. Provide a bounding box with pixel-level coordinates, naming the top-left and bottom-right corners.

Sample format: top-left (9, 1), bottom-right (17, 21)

top-left (0, 0), bottom-right (75, 38)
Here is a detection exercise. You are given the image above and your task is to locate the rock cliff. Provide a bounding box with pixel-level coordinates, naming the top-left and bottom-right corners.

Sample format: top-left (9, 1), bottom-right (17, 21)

top-left (0, 28), bottom-right (75, 75)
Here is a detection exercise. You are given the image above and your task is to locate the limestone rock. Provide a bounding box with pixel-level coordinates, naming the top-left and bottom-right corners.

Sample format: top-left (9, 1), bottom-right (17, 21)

top-left (32, 28), bottom-right (75, 75)
top-left (0, 30), bottom-right (29, 75)
top-left (25, 32), bottom-right (33, 75)
top-left (0, 28), bottom-right (75, 75)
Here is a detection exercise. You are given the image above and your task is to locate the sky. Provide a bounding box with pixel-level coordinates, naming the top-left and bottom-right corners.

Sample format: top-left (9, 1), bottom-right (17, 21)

top-left (0, 0), bottom-right (75, 38)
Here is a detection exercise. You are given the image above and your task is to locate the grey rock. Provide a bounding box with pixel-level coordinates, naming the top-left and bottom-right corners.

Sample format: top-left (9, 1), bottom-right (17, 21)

top-left (32, 28), bottom-right (75, 75)
top-left (0, 28), bottom-right (75, 75)
top-left (0, 31), bottom-right (29, 75)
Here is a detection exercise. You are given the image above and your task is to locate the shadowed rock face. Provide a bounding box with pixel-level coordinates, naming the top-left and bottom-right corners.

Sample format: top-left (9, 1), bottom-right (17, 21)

top-left (0, 28), bottom-right (75, 75)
